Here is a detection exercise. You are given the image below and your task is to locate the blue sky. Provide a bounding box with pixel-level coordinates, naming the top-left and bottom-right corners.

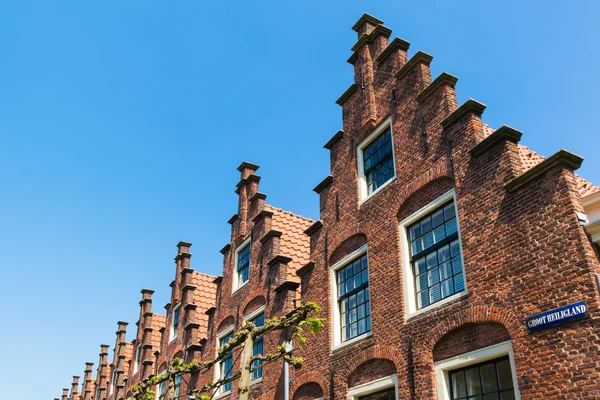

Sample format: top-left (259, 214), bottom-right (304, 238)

top-left (1, 1), bottom-right (599, 398)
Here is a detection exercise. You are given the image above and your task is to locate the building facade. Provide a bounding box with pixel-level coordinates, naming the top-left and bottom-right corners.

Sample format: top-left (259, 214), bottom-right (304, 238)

top-left (58, 14), bottom-right (600, 400)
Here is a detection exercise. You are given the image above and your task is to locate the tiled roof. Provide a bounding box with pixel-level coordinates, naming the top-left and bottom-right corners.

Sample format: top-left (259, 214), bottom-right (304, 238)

top-left (517, 145), bottom-right (599, 197)
top-left (483, 125), bottom-right (598, 197)
top-left (122, 342), bottom-right (133, 376)
top-left (191, 271), bottom-right (217, 337)
top-left (151, 314), bottom-right (166, 347)
top-left (266, 205), bottom-right (314, 278)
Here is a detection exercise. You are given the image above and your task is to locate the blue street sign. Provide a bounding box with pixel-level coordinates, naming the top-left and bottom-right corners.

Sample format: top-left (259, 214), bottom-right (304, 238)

top-left (526, 301), bottom-right (588, 333)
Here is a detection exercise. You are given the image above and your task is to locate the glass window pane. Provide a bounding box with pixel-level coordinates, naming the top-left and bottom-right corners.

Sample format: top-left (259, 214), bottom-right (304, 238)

top-left (451, 370), bottom-right (467, 398)
top-left (430, 284), bottom-right (442, 303)
top-left (501, 392), bottom-right (515, 400)
top-left (441, 278), bottom-right (455, 298)
top-left (440, 262), bottom-right (452, 281)
top-left (446, 218), bottom-right (458, 236)
top-left (465, 367), bottom-right (482, 395)
top-left (444, 203), bottom-right (456, 220)
top-left (484, 394), bottom-right (500, 400)
top-left (497, 360), bottom-right (513, 390)
top-left (452, 257), bottom-right (463, 275)
top-left (428, 268), bottom-right (440, 285)
top-left (481, 363), bottom-right (499, 392)
top-left (432, 209), bottom-right (445, 227)
top-left (426, 252), bottom-right (438, 270)
top-left (454, 273), bottom-right (465, 292)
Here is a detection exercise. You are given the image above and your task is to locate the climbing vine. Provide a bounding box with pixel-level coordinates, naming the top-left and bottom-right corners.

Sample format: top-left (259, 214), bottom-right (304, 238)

top-left (132, 302), bottom-right (323, 400)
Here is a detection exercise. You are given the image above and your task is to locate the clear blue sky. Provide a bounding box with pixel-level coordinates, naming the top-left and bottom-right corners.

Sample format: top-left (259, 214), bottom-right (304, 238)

top-left (1, 1), bottom-right (599, 398)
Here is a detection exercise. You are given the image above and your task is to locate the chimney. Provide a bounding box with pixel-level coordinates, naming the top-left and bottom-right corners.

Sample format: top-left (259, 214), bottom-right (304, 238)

top-left (235, 161), bottom-right (261, 238)
top-left (351, 13), bottom-right (383, 38)
top-left (62, 388), bottom-right (70, 400)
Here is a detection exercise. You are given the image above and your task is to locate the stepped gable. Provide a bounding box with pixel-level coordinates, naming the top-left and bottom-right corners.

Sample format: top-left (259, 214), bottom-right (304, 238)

top-left (266, 204), bottom-right (314, 273)
top-left (191, 271), bottom-right (217, 334)
top-left (483, 125), bottom-right (598, 197)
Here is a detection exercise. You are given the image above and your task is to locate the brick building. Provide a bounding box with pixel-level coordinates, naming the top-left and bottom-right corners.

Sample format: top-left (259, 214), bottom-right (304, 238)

top-left (58, 14), bottom-right (600, 400)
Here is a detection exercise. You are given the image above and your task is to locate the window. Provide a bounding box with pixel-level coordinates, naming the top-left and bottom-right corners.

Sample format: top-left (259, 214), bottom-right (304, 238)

top-left (170, 303), bottom-right (181, 342)
top-left (408, 199), bottom-right (463, 309)
top-left (357, 119), bottom-right (396, 201)
top-left (435, 341), bottom-right (521, 400)
top-left (134, 343), bottom-right (142, 374)
top-left (331, 245), bottom-right (371, 347)
top-left (174, 374), bottom-right (182, 399)
top-left (233, 238), bottom-right (251, 292)
top-left (250, 312), bottom-right (265, 380)
top-left (110, 368), bottom-right (117, 394)
top-left (449, 357), bottom-right (515, 400)
top-left (217, 327), bottom-right (234, 394)
top-left (400, 191), bottom-right (467, 317)
top-left (156, 370), bottom-right (167, 400)
top-left (358, 388), bottom-right (395, 400)
top-left (348, 375), bottom-right (398, 400)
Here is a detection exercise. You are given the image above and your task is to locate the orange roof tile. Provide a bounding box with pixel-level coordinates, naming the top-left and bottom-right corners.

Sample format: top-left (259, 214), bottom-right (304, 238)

top-left (151, 314), bottom-right (166, 347)
top-left (191, 271), bottom-right (217, 337)
top-left (517, 145), bottom-right (598, 197)
top-left (266, 205), bottom-right (314, 279)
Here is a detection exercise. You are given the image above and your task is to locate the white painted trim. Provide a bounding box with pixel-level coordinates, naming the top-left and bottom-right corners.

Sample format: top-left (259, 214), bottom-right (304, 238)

top-left (169, 302), bottom-right (182, 342)
top-left (330, 245), bottom-right (370, 348)
top-left (357, 117), bottom-right (396, 204)
top-left (232, 237), bottom-right (252, 293)
top-left (215, 325), bottom-right (235, 396)
top-left (347, 374), bottom-right (398, 400)
top-left (398, 190), bottom-right (468, 319)
top-left (244, 305), bottom-right (266, 322)
top-left (434, 341), bottom-right (521, 400)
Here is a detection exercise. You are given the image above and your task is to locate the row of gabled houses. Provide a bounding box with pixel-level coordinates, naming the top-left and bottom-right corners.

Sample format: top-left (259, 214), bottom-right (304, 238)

top-left (56, 13), bottom-right (600, 400)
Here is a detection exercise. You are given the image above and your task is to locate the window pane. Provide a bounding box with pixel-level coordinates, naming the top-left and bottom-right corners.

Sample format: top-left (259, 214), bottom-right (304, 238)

top-left (465, 367), bottom-right (482, 395)
top-left (337, 253), bottom-right (371, 342)
top-left (484, 394), bottom-right (500, 400)
top-left (451, 370), bottom-right (467, 398)
top-left (501, 392), bottom-right (515, 400)
top-left (497, 360), bottom-right (514, 390)
top-left (481, 363), bottom-right (499, 392)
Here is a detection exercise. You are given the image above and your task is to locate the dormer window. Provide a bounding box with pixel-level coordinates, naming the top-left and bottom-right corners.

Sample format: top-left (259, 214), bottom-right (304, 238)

top-left (357, 118), bottom-right (396, 202)
top-left (233, 237), bottom-right (251, 292)
top-left (169, 302), bottom-right (181, 342)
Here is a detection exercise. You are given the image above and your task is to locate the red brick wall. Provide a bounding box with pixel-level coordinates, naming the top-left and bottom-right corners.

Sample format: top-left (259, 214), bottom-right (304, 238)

top-left (433, 323), bottom-right (511, 362)
top-left (293, 383), bottom-right (324, 400)
top-left (347, 359), bottom-right (396, 388)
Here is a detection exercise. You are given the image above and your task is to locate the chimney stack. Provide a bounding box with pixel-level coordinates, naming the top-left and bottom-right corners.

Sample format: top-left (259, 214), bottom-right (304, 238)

top-left (235, 162), bottom-right (261, 238)
top-left (70, 376), bottom-right (80, 400)
top-left (111, 321), bottom-right (129, 398)
top-left (80, 362), bottom-right (94, 400)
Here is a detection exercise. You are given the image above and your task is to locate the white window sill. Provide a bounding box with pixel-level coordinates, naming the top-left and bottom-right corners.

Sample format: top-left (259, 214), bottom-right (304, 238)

top-left (168, 335), bottom-right (178, 344)
top-left (232, 280), bottom-right (249, 295)
top-left (333, 332), bottom-right (372, 352)
top-left (359, 175), bottom-right (397, 206)
top-left (250, 377), bottom-right (263, 386)
top-left (407, 291), bottom-right (468, 320)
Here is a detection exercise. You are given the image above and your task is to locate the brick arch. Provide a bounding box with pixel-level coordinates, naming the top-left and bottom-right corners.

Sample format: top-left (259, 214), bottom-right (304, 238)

top-left (242, 290), bottom-right (267, 316)
top-left (290, 371), bottom-right (328, 399)
top-left (328, 228), bottom-right (368, 265)
top-left (393, 162), bottom-right (454, 220)
top-left (425, 305), bottom-right (524, 354)
top-left (216, 315), bottom-right (235, 333)
top-left (329, 232), bottom-right (368, 266)
top-left (338, 345), bottom-right (404, 384)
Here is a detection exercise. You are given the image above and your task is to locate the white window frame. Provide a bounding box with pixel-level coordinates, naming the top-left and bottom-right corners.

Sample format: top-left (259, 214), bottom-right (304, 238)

top-left (330, 244), bottom-right (372, 350)
top-left (434, 340), bottom-right (521, 400)
top-left (214, 325), bottom-right (235, 398)
top-left (169, 302), bottom-right (182, 342)
top-left (244, 305), bottom-right (266, 384)
top-left (399, 190), bottom-right (468, 319)
top-left (357, 117), bottom-right (397, 204)
top-left (109, 367), bottom-right (117, 394)
top-left (232, 237), bottom-right (252, 293)
top-left (133, 343), bottom-right (142, 374)
top-left (347, 375), bottom-right (398, 400)
top-left (155, 369), bottom-right (167, 400)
